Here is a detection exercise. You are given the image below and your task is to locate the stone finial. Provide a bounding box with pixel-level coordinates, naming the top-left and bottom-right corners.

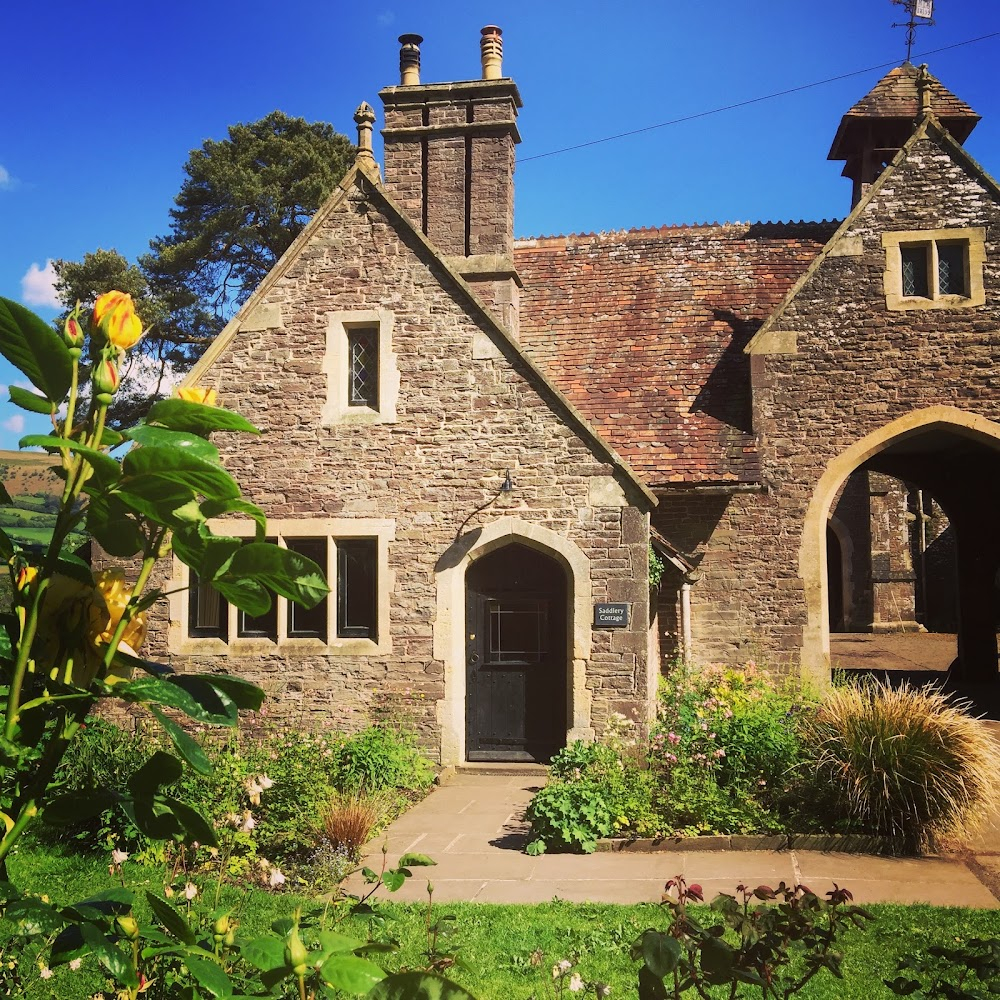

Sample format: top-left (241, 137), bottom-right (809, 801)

top-left (399, 33), bottom-right (423, 85)
top-left (917, 63), bottom-right (932, 119)
top-left (354, 102), bottom-right (376, 166)
top-left (480, 25), bottom-right (503, 80)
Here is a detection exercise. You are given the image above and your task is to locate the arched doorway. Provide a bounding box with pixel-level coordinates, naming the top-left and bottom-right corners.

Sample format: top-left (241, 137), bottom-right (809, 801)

top-left (465, 543), bottom-right (567, 762)
top-left (826, 524), bottom-right (845, 632)
top-left (801, 407), bottom-right (1000, 687)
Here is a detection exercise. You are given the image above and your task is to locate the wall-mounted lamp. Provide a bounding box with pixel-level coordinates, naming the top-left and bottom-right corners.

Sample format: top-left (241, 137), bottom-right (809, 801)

top-left (500, 469), bottom-right (514, 492)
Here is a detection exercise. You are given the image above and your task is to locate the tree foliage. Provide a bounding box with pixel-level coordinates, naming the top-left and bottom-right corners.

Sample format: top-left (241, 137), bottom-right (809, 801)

top-left (143, 110), bottom-right (355, 320)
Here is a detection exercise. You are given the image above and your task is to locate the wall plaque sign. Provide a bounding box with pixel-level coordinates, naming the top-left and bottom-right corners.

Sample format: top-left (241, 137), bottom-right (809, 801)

top-left (593, 603), bottom-right (629, 629)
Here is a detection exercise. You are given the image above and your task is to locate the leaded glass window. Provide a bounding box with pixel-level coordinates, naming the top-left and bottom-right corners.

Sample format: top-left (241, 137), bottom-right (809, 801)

top-left (286, 538), bottom-right (329, 640)
top-left (901, 245), bottom-right (929, 298)
top-left (337, 539), bottom-right (377, 640)
top-left (189, 576), bottom-right (228, 640)
top-left (937, 242), bottom-right (967, 296)
top-left (348, 327), bottom-right (379, 407)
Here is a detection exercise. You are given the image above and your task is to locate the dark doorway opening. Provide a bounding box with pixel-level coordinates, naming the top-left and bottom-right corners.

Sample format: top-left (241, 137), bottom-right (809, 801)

top-left (827, 525), bottom-right (845, 632)
top-left (465, 543), bottom-right (567, 762)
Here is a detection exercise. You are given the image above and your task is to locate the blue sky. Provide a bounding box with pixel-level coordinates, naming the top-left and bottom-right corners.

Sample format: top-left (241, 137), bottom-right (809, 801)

top-left (1, 0), bottom-right (997, 448)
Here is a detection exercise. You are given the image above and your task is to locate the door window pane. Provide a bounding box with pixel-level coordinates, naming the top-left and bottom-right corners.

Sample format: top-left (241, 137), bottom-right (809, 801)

top-left (487, 599), bottom-right (548, 663)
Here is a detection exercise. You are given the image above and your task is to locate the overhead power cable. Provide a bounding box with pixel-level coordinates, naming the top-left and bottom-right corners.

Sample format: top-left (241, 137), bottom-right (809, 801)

top-left (520, 31), bottom-right (1000, 164)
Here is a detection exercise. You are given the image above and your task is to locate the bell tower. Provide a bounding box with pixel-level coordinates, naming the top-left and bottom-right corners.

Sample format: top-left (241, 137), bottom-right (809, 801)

top-left (828, 62), bottom-right (980, 207)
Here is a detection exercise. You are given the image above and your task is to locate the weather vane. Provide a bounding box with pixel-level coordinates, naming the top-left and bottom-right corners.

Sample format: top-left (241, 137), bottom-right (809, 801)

top-left (891, 0), bottom-right (935, 63)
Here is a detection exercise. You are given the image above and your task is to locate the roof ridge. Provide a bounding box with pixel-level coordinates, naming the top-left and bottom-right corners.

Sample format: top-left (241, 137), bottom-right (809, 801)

top-left (515, 219), bottom-right (841, 244)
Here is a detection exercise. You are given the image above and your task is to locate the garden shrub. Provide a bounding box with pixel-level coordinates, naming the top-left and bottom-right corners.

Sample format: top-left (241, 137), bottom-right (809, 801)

top-left (651, 662), bottom-right (809, 835)
top-left (45, 719), bottom-right (435, 867)
top-left (798, 679), bottom-right (1000, 851)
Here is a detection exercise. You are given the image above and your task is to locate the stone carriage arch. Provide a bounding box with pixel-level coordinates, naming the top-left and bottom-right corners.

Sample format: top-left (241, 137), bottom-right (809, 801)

top-left (434, 516), bottom-right (593, 766)
top-left (800, 406), bottom-right (1000, 686)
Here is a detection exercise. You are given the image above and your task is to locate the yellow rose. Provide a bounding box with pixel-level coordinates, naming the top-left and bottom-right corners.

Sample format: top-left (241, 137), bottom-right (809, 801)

top-left (175, 386), bottom-right (218, 406)
top-left (92, 291), bottom-right (144, 350)
top-left (33, 569), bottom-right (147, 688)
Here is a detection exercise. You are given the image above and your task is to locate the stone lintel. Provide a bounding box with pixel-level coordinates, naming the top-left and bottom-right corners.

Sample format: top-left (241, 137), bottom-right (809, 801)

top-left (382, 120), bottom-right (521, 144)
top-left (446, 254), bottom-right (523, 285)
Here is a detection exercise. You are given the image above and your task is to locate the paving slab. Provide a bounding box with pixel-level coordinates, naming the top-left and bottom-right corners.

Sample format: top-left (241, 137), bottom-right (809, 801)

top-left (345, 771), bottom-right (1000, 908)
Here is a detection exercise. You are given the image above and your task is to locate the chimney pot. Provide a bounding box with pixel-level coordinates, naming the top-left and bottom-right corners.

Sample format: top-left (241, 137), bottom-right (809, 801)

top-left (399, 33), bottom-right (423, 86)
top-left (480, 25), bottom-right (503, 80)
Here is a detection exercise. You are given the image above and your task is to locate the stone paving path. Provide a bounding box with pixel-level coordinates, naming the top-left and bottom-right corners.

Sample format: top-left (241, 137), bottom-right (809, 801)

top-left (350, 771), bottom-right (1000, 908)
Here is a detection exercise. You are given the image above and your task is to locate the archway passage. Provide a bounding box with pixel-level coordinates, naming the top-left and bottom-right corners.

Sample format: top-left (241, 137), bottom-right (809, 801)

top-left (858, 427), bottom-right (1000, 684)
top-left (465, 543), bottom-right (567, 762)
top-left (826, 524), bottom-right (845, 632)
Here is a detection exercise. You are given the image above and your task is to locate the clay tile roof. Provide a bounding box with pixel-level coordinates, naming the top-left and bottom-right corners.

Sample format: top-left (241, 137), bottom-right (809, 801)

top-left (829, 63), bottom-right (979, 159)
top-left (515, 221), bottom-right (839, 487)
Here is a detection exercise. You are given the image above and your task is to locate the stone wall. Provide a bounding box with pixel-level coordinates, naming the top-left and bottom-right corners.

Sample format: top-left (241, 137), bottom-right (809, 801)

top-left (661, 131), bottom-right (1000, 673)
top-left (141, 178), bottom-right (651, 758)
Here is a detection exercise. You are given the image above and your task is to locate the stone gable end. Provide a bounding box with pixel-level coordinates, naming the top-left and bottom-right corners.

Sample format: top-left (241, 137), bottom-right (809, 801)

top-left (159, 177), bottom-right (654, 759)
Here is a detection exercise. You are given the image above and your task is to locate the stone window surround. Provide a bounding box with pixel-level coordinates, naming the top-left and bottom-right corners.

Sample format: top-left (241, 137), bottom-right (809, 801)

top-left (882, 227), bottom-right (986, 311)
top-left (321, 308), bottom-right (399, 425)
top-left (168, 517), bottom-right (395, 657)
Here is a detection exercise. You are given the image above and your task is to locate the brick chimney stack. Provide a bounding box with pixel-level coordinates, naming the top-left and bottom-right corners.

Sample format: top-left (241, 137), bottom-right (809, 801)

top-left (380, 28), bottom-right (523, 334)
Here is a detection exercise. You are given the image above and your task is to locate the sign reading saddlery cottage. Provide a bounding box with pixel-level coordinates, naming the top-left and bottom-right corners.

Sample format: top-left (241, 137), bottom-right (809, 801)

top-left (593, 603), bottom-right (630, 629)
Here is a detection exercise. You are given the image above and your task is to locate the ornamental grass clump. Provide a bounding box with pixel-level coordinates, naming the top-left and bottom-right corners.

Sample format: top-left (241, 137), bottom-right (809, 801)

top-left (800, 681), bottom-right (1000, 851)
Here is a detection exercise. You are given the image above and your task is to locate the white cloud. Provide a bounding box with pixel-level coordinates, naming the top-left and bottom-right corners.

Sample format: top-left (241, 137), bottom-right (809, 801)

top-left (0, 165), bottom-right (10, 189)
top-left (376, 10), bottom-right (395, 25)
top-left (21, 260), bottom-right (60, 309)
top-left (3, 415), bottom-right (24, 434)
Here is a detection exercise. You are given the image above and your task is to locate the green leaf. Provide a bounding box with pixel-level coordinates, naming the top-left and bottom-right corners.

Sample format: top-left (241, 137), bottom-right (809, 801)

top-left (642, 931), bottom-right (681, 978)
top-left (0, 482), bottom-right (10, 505)
top-left (164, 796), bottom-right (219, 847)
top-left (213, 575), bottom-right (271, 617)
top-left (0, 296), bottom-right (72, 402)
top-left (149, 707), bottom-right (212, 775)
top-left (19, 435), bottom-right (120, 487)
top-left (62, 888), bottom-right (134, 919)
top-left (172, 525), bottom-right (241, 580)
top-left (9, 385), bottom-right (54, 414)
top-left (638, 965), bottom-right (669, 1000)
top-left (365, 971), bottom-right (478, 1000)
top-left (700, 936), bottom-right (735, 986)
top-left (145, 891), bottom-right (197, 945)
top-left (113, 481), bottom-right (199, 529)
top-left (80, 922), bottom-right (139, 989)
top-left (200, 497), bottom-right (267, 540)
top-left (319, 954), bottom-right (386, 993)
top-left (397, 853), bottom-right (436, 868)
top-left (55, 551), bottom-right (95, 584)
top-left (190, 674), bottom-right (265, 712)
top-left (112, 647), bottom-right (174, 678)
top-left (124, 424), bottom-right (221, 462)
top-left (118, 676), bottom-right (237, 726)
top-left (225, 543), bottom-right (329, 609)
top-left (241, 935), bottom-right (288, 972)
top-left (317, 931), bottom-right (365, 956)
top-left (381, 870), bottom-right (407, 892)
top-left (128, 750), bottom-right (183, 795)
top-left (42, 789), bottom-right (117, 826)
top-left (86, 492), bottom-right (145, 556)
top-left (0, 528), bottom-right (12, 561)
top-left (121, 794), bottom-right (184, 841)
top-left (123, 447), bottom-right (240, 501)
top-left (186, 956), bottom-right (234, 996)
top-left (145, 398), bottom-right (259, 436)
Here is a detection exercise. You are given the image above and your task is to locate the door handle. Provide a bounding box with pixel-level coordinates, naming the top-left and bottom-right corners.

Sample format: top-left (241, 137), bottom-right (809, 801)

top-left (469, 653), bottom-right (480, 664)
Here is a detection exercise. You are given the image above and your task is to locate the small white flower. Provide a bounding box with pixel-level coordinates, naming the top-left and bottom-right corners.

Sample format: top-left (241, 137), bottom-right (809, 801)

top-left (39, 967), bottom-right (53, 980)
top-left (268, 868), bottom-right (286, 887)
top-left (569, 973), bottom-right (585, 993)
top-left (111, 849), bottom-right (128, 865)
top-left (183, 882), bottom-right (198, 900)
top-left (258, 774), bottom-right (274, 790)
top-left (69, 958), bottom-right (82, 971)
top-left (238, 810), bottom-right (256, 833)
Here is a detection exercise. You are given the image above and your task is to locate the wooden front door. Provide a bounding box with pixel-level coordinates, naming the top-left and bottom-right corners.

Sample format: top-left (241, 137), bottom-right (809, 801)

top-left (466, 543), bottom-right (567, 762)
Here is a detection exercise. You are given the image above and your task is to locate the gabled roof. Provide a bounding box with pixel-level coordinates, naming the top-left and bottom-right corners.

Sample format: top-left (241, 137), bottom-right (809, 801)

top-left (829, 63), bottom-right (979, 160)
top-left (750, 114), bottom-right (1000, 357)
top-left (186, 161), bottom-right (657, 506)
top-left (515, 221), bottom-right (837, 486)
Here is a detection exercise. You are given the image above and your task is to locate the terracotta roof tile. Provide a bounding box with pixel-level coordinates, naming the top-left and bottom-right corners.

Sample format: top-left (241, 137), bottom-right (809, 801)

top-left (515, 221), bottom-right (838, 486)
top-left (845, 63), bottom-right (978, 121)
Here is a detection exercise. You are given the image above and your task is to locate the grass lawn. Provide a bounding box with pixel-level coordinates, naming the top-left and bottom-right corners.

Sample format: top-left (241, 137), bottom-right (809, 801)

top-left (5, 844), bottom-right (1000, 998)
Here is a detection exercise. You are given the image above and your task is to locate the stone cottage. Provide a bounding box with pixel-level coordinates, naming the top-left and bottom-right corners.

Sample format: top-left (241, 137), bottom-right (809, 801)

top-left (158, 29), bottom-right (1000, 763)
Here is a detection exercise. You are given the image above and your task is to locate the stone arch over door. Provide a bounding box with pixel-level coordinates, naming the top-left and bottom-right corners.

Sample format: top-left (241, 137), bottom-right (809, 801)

top-left (801, 406), bottom-right (1000, 686)
top-left (434, 517), bottom-right (593, 766)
